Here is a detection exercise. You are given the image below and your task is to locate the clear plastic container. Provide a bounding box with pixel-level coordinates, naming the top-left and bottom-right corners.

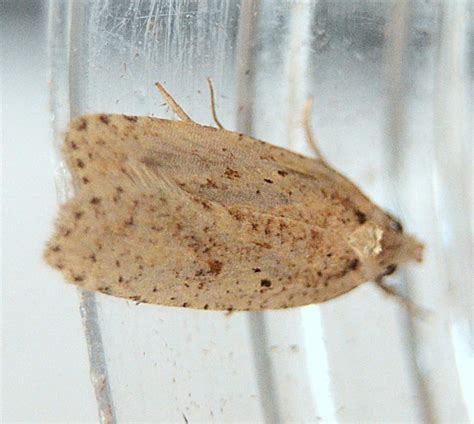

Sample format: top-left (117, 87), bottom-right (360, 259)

top-left (48, 1), bottom-right (473, 422)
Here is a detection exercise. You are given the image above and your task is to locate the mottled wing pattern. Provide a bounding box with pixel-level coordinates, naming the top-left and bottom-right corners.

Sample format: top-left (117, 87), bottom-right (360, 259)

top-left (44, 114), bottom-right (422, 310)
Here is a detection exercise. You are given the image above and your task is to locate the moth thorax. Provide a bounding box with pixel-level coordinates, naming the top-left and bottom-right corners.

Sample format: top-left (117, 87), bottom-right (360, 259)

top-left (348, 223), bottom-right (384, 259)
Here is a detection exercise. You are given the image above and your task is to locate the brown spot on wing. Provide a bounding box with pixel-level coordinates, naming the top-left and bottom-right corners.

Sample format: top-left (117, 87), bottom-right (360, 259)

top-left (208, 260), bottom-right (223, 275)
top-left (76, 119), bottom-right (87, 131)
top-left (355, 210), bottom-right (367, 224)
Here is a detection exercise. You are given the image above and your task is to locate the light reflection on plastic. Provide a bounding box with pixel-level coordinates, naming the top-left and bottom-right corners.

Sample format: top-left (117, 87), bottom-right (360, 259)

top-left (301, 305), bottom-right (337, 422)
top-left (451, 319), bottom-right (474, 422)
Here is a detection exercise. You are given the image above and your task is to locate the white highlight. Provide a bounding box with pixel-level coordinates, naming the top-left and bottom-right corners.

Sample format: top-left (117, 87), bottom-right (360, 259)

top-left (301, 306), bottom-right (338, 423)
top-left (451, 319), bottom-right (474, 422)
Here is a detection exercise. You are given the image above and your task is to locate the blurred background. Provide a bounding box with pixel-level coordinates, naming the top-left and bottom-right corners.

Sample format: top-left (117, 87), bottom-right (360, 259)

top-left (2, 0), bottom-right (472, 422)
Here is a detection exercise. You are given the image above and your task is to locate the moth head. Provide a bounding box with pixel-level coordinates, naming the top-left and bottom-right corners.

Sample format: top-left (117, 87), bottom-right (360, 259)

top-left (380, 212), bottom-right (423, 264)
top-left (348, 215), bottom-right (423, 278)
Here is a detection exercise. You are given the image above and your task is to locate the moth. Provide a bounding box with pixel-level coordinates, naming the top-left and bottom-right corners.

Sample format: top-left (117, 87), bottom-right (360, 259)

top-left (44, 81), bottom-right (423, 311)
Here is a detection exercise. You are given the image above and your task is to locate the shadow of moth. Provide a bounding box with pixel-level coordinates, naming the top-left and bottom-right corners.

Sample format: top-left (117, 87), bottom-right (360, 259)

top-left (44, 82), bottom-right (423, 310)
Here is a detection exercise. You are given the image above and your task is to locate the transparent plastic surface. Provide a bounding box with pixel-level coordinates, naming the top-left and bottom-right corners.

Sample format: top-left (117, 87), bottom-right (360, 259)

top-left (48, 1), bottom-right (472, 422)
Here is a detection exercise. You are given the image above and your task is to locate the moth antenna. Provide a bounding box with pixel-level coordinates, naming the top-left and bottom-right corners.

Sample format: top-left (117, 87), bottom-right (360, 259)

top-left (207, 78), bottom-right (224, 129)
top-left (303, 98), bottom-right (328, 165)
top-left (155, 82), bottom-right (193, 122)
top-left (374, 279), bottom-right (429, 319)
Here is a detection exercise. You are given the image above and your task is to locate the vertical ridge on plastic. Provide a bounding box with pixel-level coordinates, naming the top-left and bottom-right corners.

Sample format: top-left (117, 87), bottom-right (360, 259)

top-left (286, 3), bottom-right (336, 420)
top-left (286, 1), bottom-right (314, 152)
top-left (433, 1), bottom-right (472, 421)
top-left (235, 0), bottom-right (259, 135)
top-left (235, 2), bottom-right (282, 422)
top-left (383, 2), bottom-right (435, 422)
top-left (48, 1), bottom-right (117, 422)
top-left (79, 290), bottom-right (117, 424)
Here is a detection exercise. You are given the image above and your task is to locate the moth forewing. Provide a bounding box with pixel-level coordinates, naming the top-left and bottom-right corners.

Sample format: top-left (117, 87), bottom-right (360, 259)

top-left (45, 87), bottom-right (423, 310)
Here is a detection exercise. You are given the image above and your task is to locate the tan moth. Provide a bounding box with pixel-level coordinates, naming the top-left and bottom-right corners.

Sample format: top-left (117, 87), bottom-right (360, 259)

top-left (44, 81), bottom-right (423, 311)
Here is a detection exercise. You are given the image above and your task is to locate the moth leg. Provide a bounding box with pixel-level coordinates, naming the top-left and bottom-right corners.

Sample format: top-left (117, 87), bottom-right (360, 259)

top-left (155, 82), bottom-right (193, 122)
top-left (207, 78), bottom-right (224, 129)
top-left (374, 278), bottom-right (428, 318)
top-left (303, 98), bottom-right (328, 164)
